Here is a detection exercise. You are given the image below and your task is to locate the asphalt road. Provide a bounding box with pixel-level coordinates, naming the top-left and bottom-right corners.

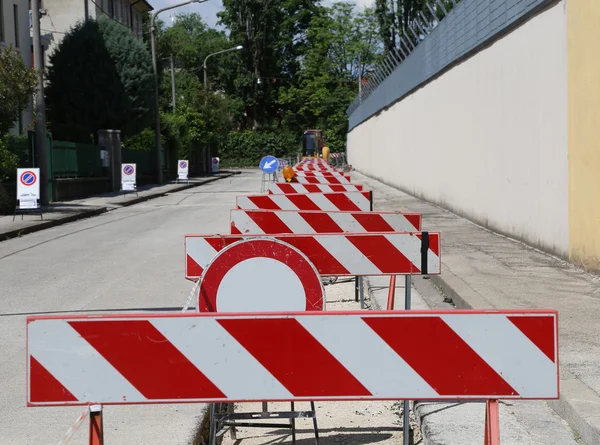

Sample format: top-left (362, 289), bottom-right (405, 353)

top-left (0, 170), bottom-right (263, 445)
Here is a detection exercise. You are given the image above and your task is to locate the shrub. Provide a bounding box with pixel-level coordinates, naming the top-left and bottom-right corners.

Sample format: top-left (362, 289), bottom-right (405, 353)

top-left (219, 131), bottom-right (299, 167)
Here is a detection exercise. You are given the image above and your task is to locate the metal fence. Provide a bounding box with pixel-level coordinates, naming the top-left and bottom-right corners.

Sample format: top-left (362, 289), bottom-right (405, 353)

top-left (122, 146), bottom-right (154, 176)
top-left (346, 0), bottom-right (551, 131)
top-left (52, 141), bottom-right (104, 178)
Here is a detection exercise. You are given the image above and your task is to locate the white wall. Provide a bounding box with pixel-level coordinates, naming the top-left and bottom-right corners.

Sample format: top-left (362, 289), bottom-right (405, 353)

top-left (347, 1), bottom-right (569, 257)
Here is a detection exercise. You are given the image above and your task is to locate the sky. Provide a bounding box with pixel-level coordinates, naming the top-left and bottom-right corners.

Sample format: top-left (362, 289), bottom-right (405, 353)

top-left (153, 0), bottom-right (374, 29)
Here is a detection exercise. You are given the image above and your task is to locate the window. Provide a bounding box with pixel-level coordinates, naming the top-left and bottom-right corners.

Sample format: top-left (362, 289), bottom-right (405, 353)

top-left (13, 4), bottom-right (18, 47)
top-left (0, 0), bottom-right (5, 42)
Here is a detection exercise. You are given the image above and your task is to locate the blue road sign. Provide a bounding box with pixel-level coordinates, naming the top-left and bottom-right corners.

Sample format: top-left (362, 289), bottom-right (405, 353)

top-left (259, 155), bottom-right (279, 174)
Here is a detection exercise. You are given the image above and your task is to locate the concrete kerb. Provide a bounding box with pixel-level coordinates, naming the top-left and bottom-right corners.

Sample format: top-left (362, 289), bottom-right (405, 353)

top-left (0, 173), bottom-right (240, 243)
top-left (430, 271), bottom-right (600, 445)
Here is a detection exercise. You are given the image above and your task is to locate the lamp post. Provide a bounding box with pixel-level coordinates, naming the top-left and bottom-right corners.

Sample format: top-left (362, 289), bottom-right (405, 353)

top-left (150, 0), bottom-right (207, 184)
top-left (202, 45), bottom-right (243, 173)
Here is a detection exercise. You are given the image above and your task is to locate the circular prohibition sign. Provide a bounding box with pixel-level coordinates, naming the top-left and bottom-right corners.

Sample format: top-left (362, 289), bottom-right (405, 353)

top-left (20, 170), bottom-right (37, 186)
top-left (123, 165), bottom-right (134, 175)
top-left (179, 161), bottom-right (188, 169)
top-left (198, 238), bottom-right (324, 313)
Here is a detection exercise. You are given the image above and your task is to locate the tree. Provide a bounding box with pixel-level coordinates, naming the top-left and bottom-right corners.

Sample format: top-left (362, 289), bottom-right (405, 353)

top-left (46, 20), bottom-right (127, 142)
top-left (98, 18), bottom-right (154, 137)
top-left (278, 4), bottom-right (381, 151)
top-left (0, 46), bottom-right (37, 134)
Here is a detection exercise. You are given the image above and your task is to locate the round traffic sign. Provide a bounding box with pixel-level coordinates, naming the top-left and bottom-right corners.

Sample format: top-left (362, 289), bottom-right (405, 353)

top-left (179, 161), bottom-right (188, 169)
top-left (259, 155), bottom-right (279, 174)
top-left (20, 170), bottom-right (37, 186)
top-left (123, 165), bottom-right (134, 175)
top-left (198, 238), bottom-right (324, 312)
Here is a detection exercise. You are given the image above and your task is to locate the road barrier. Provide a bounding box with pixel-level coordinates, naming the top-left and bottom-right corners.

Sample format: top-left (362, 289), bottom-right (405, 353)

top-left (237, 192), bottom-right (372, 212)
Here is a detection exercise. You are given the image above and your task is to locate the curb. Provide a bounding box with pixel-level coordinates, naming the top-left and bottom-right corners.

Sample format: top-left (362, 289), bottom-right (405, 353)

top-left (0, 172), bottom-right (239, 243)
top-left (430, 272), bottom-right (600, 445)
top-left (1, 206), bottom-right (108, 242)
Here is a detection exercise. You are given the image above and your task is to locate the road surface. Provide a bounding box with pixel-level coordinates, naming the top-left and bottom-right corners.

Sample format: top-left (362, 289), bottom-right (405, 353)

top-left (0, 171), bottom-right (263, 445)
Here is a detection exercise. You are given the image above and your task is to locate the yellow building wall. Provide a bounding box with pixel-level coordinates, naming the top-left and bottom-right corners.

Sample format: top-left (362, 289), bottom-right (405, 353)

top-left (568, 0), bottom-right (600, 268)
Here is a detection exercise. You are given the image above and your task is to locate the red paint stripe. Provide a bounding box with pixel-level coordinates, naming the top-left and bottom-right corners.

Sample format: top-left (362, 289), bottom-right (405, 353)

top-left (69, 320), bottom-right (226, 400)
top-left (353, 214), bottom-right (395, 232)
top-left (231, 222), bottom-right (242, 234)
top-left (246, 196), bottom-right (282, 210)
top-left (300, 212), bottom-right (344, 233)
top-left (247, 211), bottom-right (293, 234)
top-left (273, 184), bottom-right (296, 194)
top-left (286, 194), bottom-right (321, 210)
top-left (508, 316), bottom-right (556, 363)
top-left (325, 193), bottom-right (361, 211)
top-left (364, 317), bottom-right (518, 397)
top-left (187, 254), bottom-right (204, 278)
top-left (416, 233), bottom-right (440, 257)
top-left (30, 356), bottom-right (78, 403)
top-left (218, 318), bottom-right (371, 397)
top-left (347, 235), bottom-right (418, 273)
top-left (278, 236), bottom-right (350, 274)
top-left (404, 214), bottom-right (422, 231)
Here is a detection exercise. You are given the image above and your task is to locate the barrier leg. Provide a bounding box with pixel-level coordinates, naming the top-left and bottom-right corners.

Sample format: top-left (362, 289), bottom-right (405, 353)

top-left (89, 405), bottom-right (103, 445)
top-left (310, 401), bottom-right (320, 445)
top-left (209, 403), bottom-right (217, 445)
top-left (290, 401), bottom-right (296, 445)
top-left (403, 275), bottom-right (412, 445)
top-left (359, 276), bottom-right (365, 309)
top-left (386, 275), bottom-right (396, 310)
top-left (484, 400), bottom-right (500, 445)
top-left (355, 276), bottom-right (359, 302)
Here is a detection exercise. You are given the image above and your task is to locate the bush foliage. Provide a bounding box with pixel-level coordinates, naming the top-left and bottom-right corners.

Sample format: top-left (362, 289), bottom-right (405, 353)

top-left (218, 131), bottom-right (299, 167)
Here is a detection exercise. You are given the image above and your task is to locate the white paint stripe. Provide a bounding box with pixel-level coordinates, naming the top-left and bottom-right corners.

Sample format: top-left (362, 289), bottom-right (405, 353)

top-left (270, 196), bottom-right (299, 210)
top-left (307, 194), bottom-right (339, 211)
top-left (315, 235), bottom-right (380, 274)
top-left (327, 213), bottom-right (369, 232)
top-left (236, 196), bottom-right (259, 210)
top-left (29, 320), bottom-right (145, 403)
top-left (428, 251), bottom-right (441, 274)
top-left (298, 316), bottom-right (438, 398)
top-left (345, 193), bottom-right (370, 211)
top-left (381, 213), bottom-right (419, 232)
top-left (188, 238), bottom-right (219, 270)
top-left (440, 315), bottom-right (558, 398)
top-left (152, 318), bottom-right (293, 400)
top-left (276, 211), bottom-right (316, 234)
top-left (231, 211), bottom-right (265, 234)
top-left (383, 234), bottom-right (423, 272)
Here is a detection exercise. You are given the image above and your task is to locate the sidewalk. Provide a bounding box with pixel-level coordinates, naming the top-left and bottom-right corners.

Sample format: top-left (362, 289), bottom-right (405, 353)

top-left (0, 172), bottom-right (239, 241)
top-left (352, 171), bottom-right (600, 445)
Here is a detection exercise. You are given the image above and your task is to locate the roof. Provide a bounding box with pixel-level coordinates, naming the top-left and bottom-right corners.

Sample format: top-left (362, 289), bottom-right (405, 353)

top-left (130, 0), bottom-right (153, 12)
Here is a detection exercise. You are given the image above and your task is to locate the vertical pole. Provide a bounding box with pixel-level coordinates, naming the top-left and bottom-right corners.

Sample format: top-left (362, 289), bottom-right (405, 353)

top-left (209, 403), bottom-right (217, 445)
top-left (355, 276), bottom-right (359, 302)
top-left (31, 0), bottom-right (48, 206)
top-left (359, 276), bottom-right (364, 309)
top-left (404, 274), bottom-right (412, 445)
top-left (358, 54), bottom-right (362, 103)
top-left (386, 275), bottom-right (396, 310)
top-left (150, 16), bottom-right (163, 184)
top-left (170, 55), bottom-right (176, 111)
top-left (89, 405), bottom-right (103, 445)
top-left (84, 0), bottom-right (89, 21)
top-left (203, 59), bottom-right (210, 175)
top-left (484, 400), bottom-right (500, 445)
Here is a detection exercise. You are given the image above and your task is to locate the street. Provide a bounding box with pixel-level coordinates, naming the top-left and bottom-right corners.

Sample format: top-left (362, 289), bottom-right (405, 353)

top-left (0, 171), bottom-right (263, 444)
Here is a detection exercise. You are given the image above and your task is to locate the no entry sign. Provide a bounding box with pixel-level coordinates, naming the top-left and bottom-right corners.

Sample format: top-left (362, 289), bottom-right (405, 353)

top-left (198, 238), bottom-right (324, 312)
top-left (16, 168), bottom-right (40, 209)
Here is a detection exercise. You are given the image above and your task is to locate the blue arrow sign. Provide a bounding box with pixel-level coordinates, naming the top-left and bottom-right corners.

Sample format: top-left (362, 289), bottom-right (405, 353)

top-left (259, 155), bottom-right (279, 174)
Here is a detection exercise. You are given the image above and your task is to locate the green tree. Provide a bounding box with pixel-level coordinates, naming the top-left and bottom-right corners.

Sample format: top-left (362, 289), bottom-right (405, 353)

top-left (98, 18), bottom-right (154, 137)
top-left (0, 46), bottom-right (37, 134)
top-left (46, 20), bottom-right (127, 142)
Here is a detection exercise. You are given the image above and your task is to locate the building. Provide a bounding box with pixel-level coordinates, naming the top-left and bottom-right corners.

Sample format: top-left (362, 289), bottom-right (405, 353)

top-left (40, 0), bottom-right (153, 63)
top-left (0, 0), bottom-right (33, 134)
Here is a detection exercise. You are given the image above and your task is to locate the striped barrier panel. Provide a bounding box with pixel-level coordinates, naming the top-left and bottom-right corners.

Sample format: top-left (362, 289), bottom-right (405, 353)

top-left (268, 183), bottom-right (364, 194)
top-left (237, 192), bottom-right (372, 212)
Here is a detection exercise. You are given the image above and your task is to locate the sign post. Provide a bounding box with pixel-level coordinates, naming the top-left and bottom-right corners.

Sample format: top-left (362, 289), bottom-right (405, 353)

top-left (177, 160), bottom-right (189, 184)
top-left (14, 168), bottom-right (42, 221)
top-left (259, 155), bottom-right (279, 193)
top-left (121, 163), bottom-right (137, 196)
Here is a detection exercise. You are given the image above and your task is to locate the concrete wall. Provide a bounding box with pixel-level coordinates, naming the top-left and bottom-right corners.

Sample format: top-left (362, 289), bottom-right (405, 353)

top-left (348, 1), bottom-right (569, 257)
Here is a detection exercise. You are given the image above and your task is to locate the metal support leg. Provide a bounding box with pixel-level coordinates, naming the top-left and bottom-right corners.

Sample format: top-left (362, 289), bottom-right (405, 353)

top-left (404, 275), bottom-right (412, 445)
top-left (89, 405), bottom-right (103, 445)
top-left (209, 403), bottom-right (217, 445)
top-left (484, 400), bottom-right (500, 445)
top-left (387, 275), bottom-right (397, 310)
top-left (359, 276), bottom-right (365, 309)
top-left (355, 276), bottom-right (359, 302)
top-left (290, 401), bottom-right (296, 445)
top-left (310, 401), bottom-right (320, 445)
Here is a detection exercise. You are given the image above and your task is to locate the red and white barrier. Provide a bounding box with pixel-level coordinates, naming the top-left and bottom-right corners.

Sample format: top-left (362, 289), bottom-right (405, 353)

top-left (230, 210), bottom-right (422, 234)
top-left (293, 171), bottom-right (349, 179)
top-left (237, 192), bottom-right (372, 212)
top-left (280, 175), bottom-right (351, 185)
top-left (185, 232), bottom-right (440, 280)
top-left (27, 311), bottom-right (559, 405)
top-left (268, 183), bottom-right (364, 194)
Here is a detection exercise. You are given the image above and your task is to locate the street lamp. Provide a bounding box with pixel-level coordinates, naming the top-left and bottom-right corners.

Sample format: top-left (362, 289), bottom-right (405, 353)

top-left (203, 45), bottom-right (244, 93)
top-left (202, 45), bottom-right (243, 174)
top-left (150, 0), bottom-right (208, 184)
